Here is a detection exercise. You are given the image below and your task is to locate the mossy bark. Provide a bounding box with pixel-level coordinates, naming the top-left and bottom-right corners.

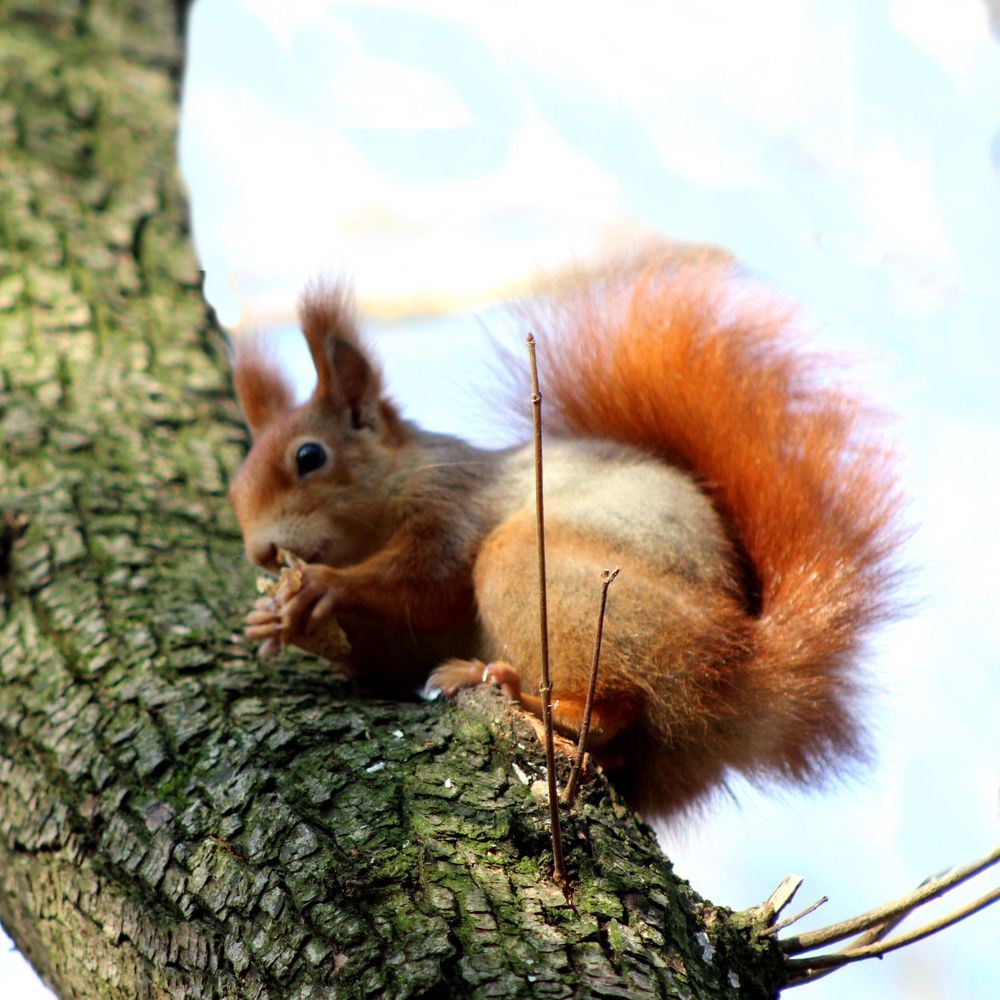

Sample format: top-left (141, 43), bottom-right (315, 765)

top-left (0, 1), bottom-right (785, 997)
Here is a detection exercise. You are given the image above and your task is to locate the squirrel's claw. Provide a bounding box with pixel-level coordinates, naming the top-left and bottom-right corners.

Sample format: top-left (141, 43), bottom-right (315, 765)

top-left (423, 659), bottom-right (522, 701)
top-left (423, 658), bottom-right (489, 699)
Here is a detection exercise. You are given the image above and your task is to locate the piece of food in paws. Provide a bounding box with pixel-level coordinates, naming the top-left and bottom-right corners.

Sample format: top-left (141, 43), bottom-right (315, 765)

top-left (255, 549), bottom-right (351, 660)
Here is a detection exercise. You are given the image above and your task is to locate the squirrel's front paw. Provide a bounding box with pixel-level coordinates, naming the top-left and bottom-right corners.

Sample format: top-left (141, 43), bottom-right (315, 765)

top-left (245, 563), bottom-right (349, 660)
top-left (424, 658), bottom-right (490, 698)
top-left (244, 594), bottom-right (285, 657)
top-left (424, 659), bottom-right (521, 701)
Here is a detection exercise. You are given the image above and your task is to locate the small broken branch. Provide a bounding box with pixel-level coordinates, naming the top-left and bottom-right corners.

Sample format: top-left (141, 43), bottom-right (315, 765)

top-left (526, 333), bottom-right (565, 885)
top-left (562, 567), bottom-right (620, 808)
top-left (750, 875), bottom-right (805, 928)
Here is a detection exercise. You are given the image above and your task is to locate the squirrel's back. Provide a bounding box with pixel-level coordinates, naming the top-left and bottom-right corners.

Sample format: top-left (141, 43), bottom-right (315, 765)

top-left (524, 255), bottom-right (903, 790)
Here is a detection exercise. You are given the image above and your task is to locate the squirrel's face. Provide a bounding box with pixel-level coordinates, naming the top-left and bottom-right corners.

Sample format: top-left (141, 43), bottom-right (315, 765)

top-left (229, 291), bottom-right (410, 573)
top-left (229, 401), bottom-right (404, 572)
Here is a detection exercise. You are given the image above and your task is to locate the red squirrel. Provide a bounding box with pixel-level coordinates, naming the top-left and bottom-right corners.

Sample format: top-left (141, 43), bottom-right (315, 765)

top-left (228, 253), bottom-right (901, 820)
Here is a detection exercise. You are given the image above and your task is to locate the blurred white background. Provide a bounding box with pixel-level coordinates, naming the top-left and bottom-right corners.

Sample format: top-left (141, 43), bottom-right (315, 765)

top-left (5, 1), bottom-right (999, 996)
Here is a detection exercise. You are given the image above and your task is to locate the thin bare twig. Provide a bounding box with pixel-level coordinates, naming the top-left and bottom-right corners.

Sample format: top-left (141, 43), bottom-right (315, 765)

top-left (780, 842), bottom-right (1000, 955)
top-left (843, 870), bottom-right (946, 952)
top-left (784, 896), bottom-right (912, 989)
top-left (526, 333), bottom-right (565, 885)
top-left (762, 896), bottom-right (828, 936)
top-left (784, 884), bottom-right (1000, 987)
top-left (562, 567), bottom-right (620, 808)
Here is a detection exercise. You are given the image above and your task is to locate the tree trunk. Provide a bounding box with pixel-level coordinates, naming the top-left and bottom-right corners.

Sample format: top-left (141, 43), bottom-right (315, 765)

top-left (0, 1), bottom-right (784, 997)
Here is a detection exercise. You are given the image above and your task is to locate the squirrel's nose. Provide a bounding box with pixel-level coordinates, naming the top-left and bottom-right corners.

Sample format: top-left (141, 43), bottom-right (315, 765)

top-left (247, 539), bottom-right (278, 570)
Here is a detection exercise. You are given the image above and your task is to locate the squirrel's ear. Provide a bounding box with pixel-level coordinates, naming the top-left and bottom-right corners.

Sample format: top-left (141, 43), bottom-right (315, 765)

top-left (231, 335), bottom-right (296, 438)
top-left (300, 284), bottom-right (382, 430)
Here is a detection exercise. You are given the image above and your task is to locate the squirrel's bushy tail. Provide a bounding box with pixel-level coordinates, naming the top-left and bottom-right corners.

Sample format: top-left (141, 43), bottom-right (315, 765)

top-left (529, 254), bottom-right (903, 782)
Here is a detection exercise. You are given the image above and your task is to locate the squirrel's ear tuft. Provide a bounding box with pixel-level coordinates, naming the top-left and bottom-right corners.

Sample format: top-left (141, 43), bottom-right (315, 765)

top-left (300, 283), bottom-right (383, 430)
top-left (231, 334), bottom-right (296, 438)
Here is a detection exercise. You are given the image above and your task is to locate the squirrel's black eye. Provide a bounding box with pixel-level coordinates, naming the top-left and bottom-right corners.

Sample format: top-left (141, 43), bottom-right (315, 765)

top-left (295, 442), bottom-right (327, 477)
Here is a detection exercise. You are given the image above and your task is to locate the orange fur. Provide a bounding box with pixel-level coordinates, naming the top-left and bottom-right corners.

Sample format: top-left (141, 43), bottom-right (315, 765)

top-left (229, 256), bottom-right (903, 820)
top-left (231, 336), bottom-right (296, 438)
top-left (525, 258), bottom-right (902, 790)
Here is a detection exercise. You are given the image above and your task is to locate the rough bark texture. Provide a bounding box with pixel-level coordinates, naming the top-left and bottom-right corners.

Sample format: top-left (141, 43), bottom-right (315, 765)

top-left (0, 1), bottom-right (785, 997)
